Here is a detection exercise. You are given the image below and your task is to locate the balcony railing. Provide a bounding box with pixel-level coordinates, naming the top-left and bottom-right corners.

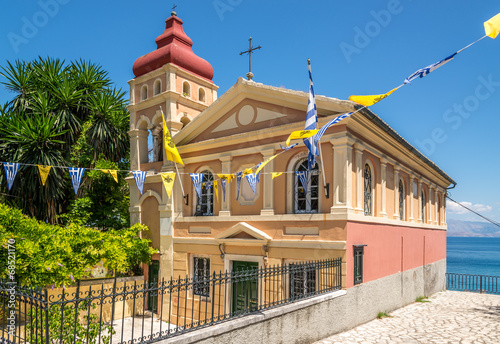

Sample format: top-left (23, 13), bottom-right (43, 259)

top-left (446, 272), bottom-right (500, 295)
top-left (1, 258), bottom-right (342, 344)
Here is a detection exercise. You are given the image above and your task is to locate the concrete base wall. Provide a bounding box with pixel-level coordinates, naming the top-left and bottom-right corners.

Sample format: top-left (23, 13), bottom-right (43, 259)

top-left (162, 259), bottom-right (446, 344)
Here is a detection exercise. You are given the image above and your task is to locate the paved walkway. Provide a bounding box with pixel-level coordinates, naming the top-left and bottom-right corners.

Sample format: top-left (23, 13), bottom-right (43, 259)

top-left (314, 291), bottom-right (500, 344)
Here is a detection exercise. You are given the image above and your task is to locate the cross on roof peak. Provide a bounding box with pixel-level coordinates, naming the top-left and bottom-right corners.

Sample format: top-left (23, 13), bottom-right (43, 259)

top-left (239, 37), bottom-right (261, 81)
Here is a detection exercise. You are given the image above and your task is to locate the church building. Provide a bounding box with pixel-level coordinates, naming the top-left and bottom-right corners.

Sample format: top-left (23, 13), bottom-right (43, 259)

top-left (126, 11), bottom-right (454, 324)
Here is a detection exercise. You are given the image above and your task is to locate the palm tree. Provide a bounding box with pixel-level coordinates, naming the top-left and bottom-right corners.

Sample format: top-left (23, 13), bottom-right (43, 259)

top-left (0, 57), bottom-right (130, 224)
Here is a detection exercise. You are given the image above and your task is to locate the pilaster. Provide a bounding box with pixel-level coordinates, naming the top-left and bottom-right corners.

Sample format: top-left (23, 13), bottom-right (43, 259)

top-left (219, 156), bottom-right (232, 216)
top-left (417, 179), bottom-right (423, 223)
top-left (330, 136), bottom-right (355, 215)
top-left (380, 158), bottom-right (387, 218)
top-left (260, 149), bottom-right (275, 215)
top-left (354, 143), bottom-right (365, 214)
top-left (409, 174), bottom-right (415, 222)
top-left (393, 166), bottom-right (400, 220)
top-left (433, 187), bottom-right (439, 225)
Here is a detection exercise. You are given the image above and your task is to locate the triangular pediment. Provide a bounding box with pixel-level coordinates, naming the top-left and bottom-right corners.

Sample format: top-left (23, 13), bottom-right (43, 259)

top-left (215, 222), bottom-right (272, 245)
top-left (174, 77), bottom-right (354, 146)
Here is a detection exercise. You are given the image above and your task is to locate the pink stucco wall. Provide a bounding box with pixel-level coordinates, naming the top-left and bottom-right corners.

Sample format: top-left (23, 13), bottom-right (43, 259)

top-left (346, 222), bottom-right (446, 288)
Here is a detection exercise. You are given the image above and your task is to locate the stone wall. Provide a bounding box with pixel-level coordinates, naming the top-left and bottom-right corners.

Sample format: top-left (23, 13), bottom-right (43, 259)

top-left (159, 259), bottom-right (446, 344)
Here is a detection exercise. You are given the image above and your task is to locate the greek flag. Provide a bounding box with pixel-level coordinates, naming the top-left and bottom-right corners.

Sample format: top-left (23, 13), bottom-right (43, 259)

top-left (304, 61), bottom-right (318, 170)
top-left (235, 172), bottom-right (243, 201)
top-left (3, 163), bottom-right (20, 191)
top-left (255, 163), bottom-right (262, 183)
top-left (404, 53), bottom-right (457, 84)
top-left (280, 143), bottom-right (299, 151)
top-left (132, 171), bottom-right (147, 195)
top-left (245, 173), bottom-right (258, 195)
top-left (296, 170), bottom-right (310, 194)
top-left (313, 112), bottom-right (353, 148)
top-left (220, 178), bottom-right (228, 202)
top-left (68, 167), bottom-right (85, 195)
top-left (190, 173), bottom-right (203, 198)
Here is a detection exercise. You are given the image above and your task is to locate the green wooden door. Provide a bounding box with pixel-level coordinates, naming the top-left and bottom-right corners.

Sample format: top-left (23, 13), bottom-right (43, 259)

top-left (147, 260), bottom-right (160, 312)
top-left (232, 261), bottom-right (259, 314)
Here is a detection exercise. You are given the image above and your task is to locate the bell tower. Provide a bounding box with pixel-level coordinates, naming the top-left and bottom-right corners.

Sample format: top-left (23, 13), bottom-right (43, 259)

top-left (128, 10), bottom-right (218, 171)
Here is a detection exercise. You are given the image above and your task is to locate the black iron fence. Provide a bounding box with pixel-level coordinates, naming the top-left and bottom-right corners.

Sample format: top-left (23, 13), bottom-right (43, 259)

top-left (446, 273), bottom-right (500, 295)
top-left (1, 258), bottom-right (342, 344)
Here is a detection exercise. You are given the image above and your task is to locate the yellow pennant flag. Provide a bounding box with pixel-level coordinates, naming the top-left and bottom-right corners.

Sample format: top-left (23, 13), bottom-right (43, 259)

top-left (349, 87), bottom-right (398, 106)
top-left (285, 129), bottom-right (319, 146)
top-left (161, 110), bottom-right (184, 165)
top-left (101, 169), bottom-right (119, 183)
top-left (272, 172), bottom-right (283, 179)
top-left (217, 174), bottom-right (234, 182)
top-left (243, 168), bottom-right (253, 175)
top-left (255, 153), bottom-right (279, 175)
top-left (37, 165), bottom-right (52, 186)
top-left (214, 180), bottom-right (219, 201)
top-left (161, 172), bottom-right (176, 199)
top-left (484, 12), bottom-right (500, 39)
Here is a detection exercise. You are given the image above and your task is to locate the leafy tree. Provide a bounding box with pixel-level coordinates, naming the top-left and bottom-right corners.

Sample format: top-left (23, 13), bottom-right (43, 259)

top-left (0, 57), bottom-right (129, 224)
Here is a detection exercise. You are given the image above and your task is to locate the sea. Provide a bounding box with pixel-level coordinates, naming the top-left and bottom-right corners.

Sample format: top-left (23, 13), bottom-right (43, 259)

top-left (447, 236), bottom-right (500, 276)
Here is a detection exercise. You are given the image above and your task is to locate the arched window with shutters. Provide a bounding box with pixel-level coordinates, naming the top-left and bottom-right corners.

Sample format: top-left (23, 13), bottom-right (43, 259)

top-left (364, 164), bottom-right (372, 216)
top-left (195, 171), bottom-right (213, 216)
top-left (182, 81), bottom-right (191, 98)
top-left (141, 85), bottom-right (148, 101)
top-left (294, 159), bottom-right (319, 214)
top-left (399, 179), bottom-right (405, 221)
top-left (198, 87), bottom-right (206, 102)
top-left (154, 79), bottom-right (161, 96)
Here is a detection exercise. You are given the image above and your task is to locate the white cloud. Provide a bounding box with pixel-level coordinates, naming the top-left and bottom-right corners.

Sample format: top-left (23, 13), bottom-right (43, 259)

top-left (446, 200), bottom-right (492, 214)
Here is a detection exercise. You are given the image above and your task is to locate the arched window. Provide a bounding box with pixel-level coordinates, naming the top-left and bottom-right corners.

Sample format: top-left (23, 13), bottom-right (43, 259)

top-left (294, 159), bottom-right (319, 214)
top-left (364, 164), bottom-right (372, 216)
top-left (198, 88), bottom-right (206, 102)
top-left (421, 191), bottom-right (426, 223)
top-left (182, 81), bottom-right (191, 98)
top-left (195, 171), bottom-right (213, 216)
top-left (154, 79), bottom-right (161, 96)
top-left (399, 180), bottom-right (405, 221)
top-left (141, 85), bottom-right (148, 101)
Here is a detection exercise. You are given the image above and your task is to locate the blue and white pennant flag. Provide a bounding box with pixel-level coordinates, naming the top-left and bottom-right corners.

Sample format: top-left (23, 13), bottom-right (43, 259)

top-left (404, 53), bottom-right (457, 84)
top-left (3, 163), bottom-right (20, 191)
top-left (313, 112), bottom-right (353, 149)
top-left (303, 60), bottom-right (318, 170)
top-left (132, 171), bottom-right (147, 195)
top-left (68, 167), bottom-right (85, 195)
top-left (296, 170), bottom-right (310, 194)
top-left (190, 173), bottom-right (203, 198)
top-left (235, 172), bottom-right (243, 201)
top-left (245, 173), bottom-right (258, 195)
top-left (220, 178), bottom-right (228, 202)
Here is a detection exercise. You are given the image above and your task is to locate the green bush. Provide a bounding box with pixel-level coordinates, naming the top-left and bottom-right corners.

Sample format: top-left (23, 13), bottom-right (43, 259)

top-left (0, 203), bottom-right (155, 287)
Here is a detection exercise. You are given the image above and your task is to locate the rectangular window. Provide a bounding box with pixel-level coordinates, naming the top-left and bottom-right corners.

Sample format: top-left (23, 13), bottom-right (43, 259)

top-left (289, 263), bottom-right (316, 298)
top-left (354, 245), bottom-right (365, 285)
top-left (193, 257), bottom-right (210, 297)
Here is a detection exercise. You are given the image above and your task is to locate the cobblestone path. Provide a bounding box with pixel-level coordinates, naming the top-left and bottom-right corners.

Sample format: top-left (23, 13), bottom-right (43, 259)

top-left (314, 291), bottom-right (500, 344)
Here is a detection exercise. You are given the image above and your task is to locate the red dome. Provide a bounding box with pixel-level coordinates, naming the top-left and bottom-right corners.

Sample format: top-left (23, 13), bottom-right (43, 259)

top-left (133, 14), bottom-right (214, 82)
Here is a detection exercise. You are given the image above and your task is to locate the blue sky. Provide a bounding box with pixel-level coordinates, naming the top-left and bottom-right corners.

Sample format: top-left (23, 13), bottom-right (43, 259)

top-left (1, 0), bottom-right (499, 223)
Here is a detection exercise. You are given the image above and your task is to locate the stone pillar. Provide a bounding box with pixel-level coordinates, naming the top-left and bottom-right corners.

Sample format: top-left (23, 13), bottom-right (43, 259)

top-left (330, 137), bottom-right (354, 215)
top-left (129, 129), bottom-right (149, 171)
top-left (417, 179), bottom-right (423, 223)
top-left (409, 174), bottom-right (415, 222)
top-left (219, 156), bottom-right (232, 216)
top-left (354, 143), bottom-right (365, 214)
top-left (260, 149), bottom-right (275, 215)
top-left (393, 166), bottom-right (400, 220)
top-left (380, 158), bottom-right (388, 218)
